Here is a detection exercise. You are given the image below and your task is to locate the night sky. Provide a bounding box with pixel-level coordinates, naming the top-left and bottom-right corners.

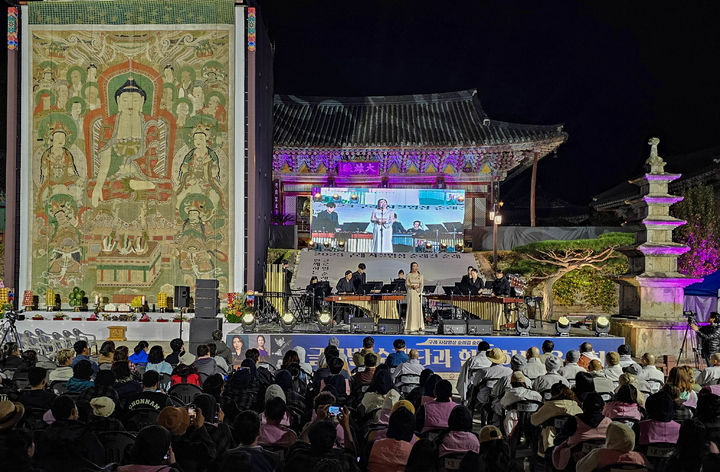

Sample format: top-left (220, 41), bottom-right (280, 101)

top-left (260, 0), bottom-right (720, 206)
top-left (2, 1), bottom-right (720, 208)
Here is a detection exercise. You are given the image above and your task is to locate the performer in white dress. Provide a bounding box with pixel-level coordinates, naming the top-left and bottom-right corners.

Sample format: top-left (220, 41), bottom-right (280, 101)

top-left (370, 198), bottom-right (396, 253)
top-left (405, 262), bottom-right (424, 333)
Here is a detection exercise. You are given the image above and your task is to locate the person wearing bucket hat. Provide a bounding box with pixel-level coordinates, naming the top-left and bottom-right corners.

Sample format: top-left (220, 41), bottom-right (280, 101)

top-left (0, 400), bottom-right (24, 431)
top-left (157, 405), bottom-right (217, 472)
top-left (471, 348), bottom-right (512, 405)
top-left (491, 353), bottom-right (532, 401)
top-left (87, 396), bottom-right (125, 433)
top-left (559, 350), bottom-right (586, 380)
top-left (533, 355), bottom-right (570, 392)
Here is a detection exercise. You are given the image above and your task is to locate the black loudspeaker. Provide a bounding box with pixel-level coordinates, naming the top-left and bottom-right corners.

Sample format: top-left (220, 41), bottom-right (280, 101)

top-left (350, 317), bottom-right (375, 333)
top-left (189, 318), bottom-right (223, 354)
top-left (196, 279), bottom-right (219, 289)
top-left (467, 319), bottom-right (493, 336)
top-left (174, 286), bottom-right (190, 308)
top-left (195, 299), bottom-right (220, 318)
top-left (377, 318), bottom-right (402, 335)
top-left (195, 288), bottom-right (219, 300)
top-left (440, 319), bottom-right (467, 335)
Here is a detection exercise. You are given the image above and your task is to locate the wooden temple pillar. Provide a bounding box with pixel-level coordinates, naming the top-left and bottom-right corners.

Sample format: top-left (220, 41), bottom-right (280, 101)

top-left (5, 7), bottom-right (19, 295)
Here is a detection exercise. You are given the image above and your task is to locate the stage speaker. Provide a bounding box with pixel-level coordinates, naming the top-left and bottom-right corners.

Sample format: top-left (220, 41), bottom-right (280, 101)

top-left (466, 319), bottom-right (493, 336)
top-left (174, 286), bottom-right (190, 308)
top-left (195, 288), bottom-right (219, 300)
top-left (196, 279), bottom-right (219, 289)
top-left (440, 319), bottom-right (467, 335)
top-left (189, 318), bottom-right (223, 354)
top-left (377, 318), bottom-right (402, 335)
top-left (195, 299), bottom-right (220, 318)
top-left (350, 317), bottom-right (375, 333)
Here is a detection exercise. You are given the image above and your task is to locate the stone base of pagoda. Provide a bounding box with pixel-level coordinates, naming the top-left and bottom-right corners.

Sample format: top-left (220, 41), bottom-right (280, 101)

top-left (618, 275), bottom-right (703, 321)
top-left (610, 317), bottom-right (698, 361)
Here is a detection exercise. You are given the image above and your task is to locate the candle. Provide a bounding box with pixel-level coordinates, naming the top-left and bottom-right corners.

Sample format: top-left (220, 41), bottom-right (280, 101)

top-left (95, 294), bottom-right (99, 305)
top-left (141, 295), bottom-right (146, 306)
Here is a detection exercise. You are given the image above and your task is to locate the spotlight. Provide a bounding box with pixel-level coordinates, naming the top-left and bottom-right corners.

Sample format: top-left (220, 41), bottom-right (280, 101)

top-left (440, 242), bottom-right (447, 252)
top-left (516, 315), bottom-right (530, 336)
top-left (556, 316), bottom-right (571, 336)
top-left (455, 243), bottom-right (464, 252)
top-left (351, 193), bottom-right (358, 201)
top-left (280, 312), bottom-right (297, 330)
top-left (425, 242), bottom-right (433, 252)
top-left (332, 194), bottom-right (340, 200)
top-left (317, 310), bottom-right (333, 332)
top-left (489, 210), bottom-right (495, 220)
top-left (308, 240), bottom-right (316, 249)
top-left (314, 192), bottom-right (322, 200)
top-left (458, 195), bottom-right (465, 203)
top-left (593, 315), bottom-right (610, 337)
top-left (241, 312), bottom-right (257, 332)
top-left (494, 214), bottom-right (502, 225)
top-left (338, 241), bottom-right (345, 250)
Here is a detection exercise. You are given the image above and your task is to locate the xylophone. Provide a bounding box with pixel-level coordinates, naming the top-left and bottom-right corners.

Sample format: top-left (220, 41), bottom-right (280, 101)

top-left (425, 294), bottom-right (523, 330)
top-left (325, 294), bottom-right (405, 321)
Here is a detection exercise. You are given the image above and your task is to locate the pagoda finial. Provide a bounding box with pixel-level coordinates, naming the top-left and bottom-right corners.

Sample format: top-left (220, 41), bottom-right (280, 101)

top-left (646, 137), bottom-right (666, 173)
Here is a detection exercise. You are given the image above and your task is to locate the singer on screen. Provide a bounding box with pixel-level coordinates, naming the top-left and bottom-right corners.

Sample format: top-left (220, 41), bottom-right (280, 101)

top-left (370, 198), bottom-right (396, 253)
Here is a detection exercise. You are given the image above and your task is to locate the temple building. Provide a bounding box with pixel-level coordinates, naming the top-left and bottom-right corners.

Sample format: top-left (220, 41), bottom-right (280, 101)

top-left (272, 89), bottom-right (567, 247)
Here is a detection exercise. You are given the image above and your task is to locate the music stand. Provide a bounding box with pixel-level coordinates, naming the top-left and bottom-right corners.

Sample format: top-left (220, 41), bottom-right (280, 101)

top-left (380, 284), bottom-right (396, 294)
top-left (422, 285), bottom-right (436, 294)
top-left (342, 222), bottom-right (370, 232)
top-left (363, 281), bottom-right (384, 294)
top-left (442, 286), bottom-right (456, 296)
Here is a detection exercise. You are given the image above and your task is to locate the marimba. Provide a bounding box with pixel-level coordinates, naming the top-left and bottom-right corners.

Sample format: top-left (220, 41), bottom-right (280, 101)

top-left (425, 294), bottom-right (523, 330)
top-left (325, 294), bottom-right (405, 320)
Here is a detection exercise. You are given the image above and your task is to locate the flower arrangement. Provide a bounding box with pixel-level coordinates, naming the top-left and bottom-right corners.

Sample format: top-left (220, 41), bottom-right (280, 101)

top-left (224, 292), bottom-right (255, 323)
top-left (32, 314), bottom-right (44, 320)
top-left (173, 314), bottom-right (188, 322)
top-left (53, 313), bottom-right (67, 320)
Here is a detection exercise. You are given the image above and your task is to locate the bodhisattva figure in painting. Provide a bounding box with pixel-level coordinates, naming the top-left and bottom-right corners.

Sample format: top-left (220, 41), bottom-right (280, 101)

top-left (38, 126), bottom-right (80, 206)
top-left (177, 128), bottom-right (222, 212)
top-left (92, 77), bottom-right (164, 208)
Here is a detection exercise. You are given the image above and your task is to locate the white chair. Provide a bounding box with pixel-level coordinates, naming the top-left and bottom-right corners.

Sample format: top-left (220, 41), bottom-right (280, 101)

top-left (72, 328), bottom-right (98, 354)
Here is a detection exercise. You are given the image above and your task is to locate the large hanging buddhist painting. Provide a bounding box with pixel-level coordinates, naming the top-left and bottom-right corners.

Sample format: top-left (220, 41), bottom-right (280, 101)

top-left (24, 7), bottom-right (236, 303)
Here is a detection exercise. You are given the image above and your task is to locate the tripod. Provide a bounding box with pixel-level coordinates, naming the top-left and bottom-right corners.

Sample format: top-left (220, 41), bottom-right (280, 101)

top-left (678, 315), bottom-right (701, 369)
top-left (0, 310), bottom-right (23, 351)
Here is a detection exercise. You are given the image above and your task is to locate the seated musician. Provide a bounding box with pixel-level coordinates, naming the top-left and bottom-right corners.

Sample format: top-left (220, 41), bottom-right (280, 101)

top-left (460, 266), bottom-right (475, 288)
top-left (312, 202), bottom-right (342, 232)
top-left (305, 276), bottom-right (323, 312)
top-left (491, 269), bottom-right (512, 296)
top-left (463, 268), bottom-right (483, 295)
top-left (410, 220), bottom-right (425, 252)
top-left (352, 263), bottom-right (367, 294)
top-left (336, 270), bottom-right (356, 294)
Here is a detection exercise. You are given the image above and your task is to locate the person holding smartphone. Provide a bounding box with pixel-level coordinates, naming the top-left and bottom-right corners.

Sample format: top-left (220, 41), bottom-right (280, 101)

top-left (157, 405), bottom-right (217, 472)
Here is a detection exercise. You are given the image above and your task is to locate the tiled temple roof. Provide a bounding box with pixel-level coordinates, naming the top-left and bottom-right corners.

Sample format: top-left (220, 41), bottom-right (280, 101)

top-left (273, 89), bottom-right (566, 150)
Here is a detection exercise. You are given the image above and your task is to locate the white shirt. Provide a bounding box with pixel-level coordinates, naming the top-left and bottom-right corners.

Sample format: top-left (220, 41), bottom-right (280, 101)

top-left (533, 372), bottom-right (570, 392)
top-left (558, 362), bottom-right (586, 381)
top-left (604, 365), bottom-right (624, 382)
top-left (522, 357), bottom-right (547, 380)
top-left (619, 355), bottom-right (641, 372)
top-left (472, 364), bottom-right (512, 404)
top-left (636, 365), bottom-right (665, 384)
top-left (696, 365), bottom-right (720, 386)
top-left (392, 358), bottom-right (424, 385)
top-left (457, 353), bottom-right (492, 402)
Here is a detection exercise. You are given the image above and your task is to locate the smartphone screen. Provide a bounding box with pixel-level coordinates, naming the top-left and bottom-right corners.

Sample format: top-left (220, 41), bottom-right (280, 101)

top-left (328, 406), bottom-right (341, 416)
top-left (187, 406), bottom-right (196, 421)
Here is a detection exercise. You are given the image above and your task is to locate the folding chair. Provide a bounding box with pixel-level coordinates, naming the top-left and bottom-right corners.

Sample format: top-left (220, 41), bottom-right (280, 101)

top-left (396, 373), bottom-right (421, 395)
top-left (506, 400), bottom-right (542, 458)
top-left (72, 328), bottom-right (98, 354)
top-left (95, 431), bottom-right (136, 464)
top-left (168, 383), bottom-right (203, 405)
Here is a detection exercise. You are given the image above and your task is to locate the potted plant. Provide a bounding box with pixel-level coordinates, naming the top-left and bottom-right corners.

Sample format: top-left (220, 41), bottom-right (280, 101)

top-left (223, 293), bottom-right (255, 323)
top-left (53, 313), bottom-right (67, 321)
top-left (32, 314), bottom-right (44, 321)
top-left (173, 314), bottom-right (187, 323)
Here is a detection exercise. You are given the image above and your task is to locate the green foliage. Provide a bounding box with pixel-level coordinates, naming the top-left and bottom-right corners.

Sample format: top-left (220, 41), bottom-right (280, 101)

top-left (513, 232), bottom-right (635, 254)
top-left (671, 185), bottom-right (720, 277)
top-left (553, 261), bottom-right (627, 312)
top-left (267, 248), bottom-right (299, 266)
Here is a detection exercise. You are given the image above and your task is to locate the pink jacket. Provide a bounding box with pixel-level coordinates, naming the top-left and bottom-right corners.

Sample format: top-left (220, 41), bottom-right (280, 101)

top-left (602, 402), bottom-right (642, 421)
top-left (439, 431), bottom-right (480, 457)
top-left (258, 423), bottom-right (297, 448)
top-left (638, 420), bottom-right (681, 445)
top-left (576, 449), bottom-right (647, 472)
top-left (422, 400), bottom-right (458, 432)
top-left (368, 438), bottom-right (413, 472)
top-left (552, 417), bottom-right (612, 470)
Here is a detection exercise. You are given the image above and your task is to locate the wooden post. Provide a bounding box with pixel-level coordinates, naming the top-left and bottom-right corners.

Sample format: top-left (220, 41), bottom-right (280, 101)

top-left (530, 153), bottom-right (539, 227)
top-left (5, 7), bottom-right (19, 295)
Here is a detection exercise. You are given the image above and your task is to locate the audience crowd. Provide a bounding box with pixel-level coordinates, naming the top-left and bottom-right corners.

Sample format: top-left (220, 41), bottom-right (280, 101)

top-left (0, 334), bottom-right (719, 472)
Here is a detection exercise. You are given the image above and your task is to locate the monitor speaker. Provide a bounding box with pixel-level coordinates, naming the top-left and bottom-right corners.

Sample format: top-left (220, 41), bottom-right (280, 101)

top-left (377, 318), bottom-right (402, 335)
top-left (174, 286), bottom-right (190, 308)
top-left (350, 317), bottom-right (375, 333)
top-left (440, 319), bottom-right (467, 335)
top-left (467, 319), bottom-right (493, 336)
top-left (189, 318), bottom-right (223, 345)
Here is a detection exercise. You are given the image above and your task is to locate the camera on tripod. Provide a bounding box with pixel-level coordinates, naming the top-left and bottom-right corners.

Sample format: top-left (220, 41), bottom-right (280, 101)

top-left (3, 309), bottom-right (25, 323)
top-left (683, 310), bottom-right (696, 325)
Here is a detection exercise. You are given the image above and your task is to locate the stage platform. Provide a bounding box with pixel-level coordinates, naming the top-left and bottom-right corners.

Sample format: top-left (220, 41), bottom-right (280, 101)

top-left (225, 323), bottom-right (624, 373)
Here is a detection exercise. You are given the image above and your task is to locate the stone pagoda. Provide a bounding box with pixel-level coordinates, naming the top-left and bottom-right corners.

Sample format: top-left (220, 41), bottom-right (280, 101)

top-left (612, 138), bottom-right (703, 356)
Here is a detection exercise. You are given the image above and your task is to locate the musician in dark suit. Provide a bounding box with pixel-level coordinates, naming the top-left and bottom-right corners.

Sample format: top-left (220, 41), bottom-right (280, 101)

top-left (336, 270), bottom-right (356, 294)
top-left (410, 220), bottom-right (425, 252)
top-left (281, 260), bottom-right (292, 294)
top-left (460, 266), bottom-right (475, 287)
top-left (352, 263), bottom-right (367, 294)
top-left (305, 276), bottom-right (323, 313)
top-left (492, 269), bottom-right (512, 296)
top-left (463, 268), bottom-right (483, 294)
top-left (392, 270), bottom-right (406, 291)
top-left (312, 202), bottom-right (341, 232)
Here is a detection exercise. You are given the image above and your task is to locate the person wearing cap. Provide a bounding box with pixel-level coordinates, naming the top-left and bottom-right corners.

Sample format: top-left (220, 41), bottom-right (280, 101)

top-left (459, 425), bottom-right (523, 472)
top-left (551, 392), bottom-right (611, 471)
top-left (637, 391), bottom-right (681, 446)
top-left (35, 395), bottom-right (105, 471)
top-left (604, 351), bottom-right (624, 382)
top-left (531, 384), bottom-right (583, 454)
top-left (522, 346), bottom-right (547, 381)
top-left (456, 341), bottom-right (491, 405)
top-left (120, 425), bottom-right (180, 472)
top-left (17, 367), bottom-right (57, 411)
top-left (471, 347), bottom-right (512, 405)
top-left (87, 396), bottom-right (125, 432)
top-left (533, 355), bottom-right (570, 393)
top-left (365, 406), bottom-right (415, 472)
top-left (48, 348), bottom-right (75, 383)
top-left (259, 397), bottom-right (297, 448)
top-left (157, 406), bottom-right (217, 472)
top-left (497, 371), bottom-right (542, 434)
top-left (416, 379), bottom-right (457, 432)
top-left (559, 350), bottom-right (586, 381)
top-left (575, 421), bottom-right (648, 472)
top-left (635, 353), bottom-right (665, 385)
top-left (218, 410), bottom-right (281, 472)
